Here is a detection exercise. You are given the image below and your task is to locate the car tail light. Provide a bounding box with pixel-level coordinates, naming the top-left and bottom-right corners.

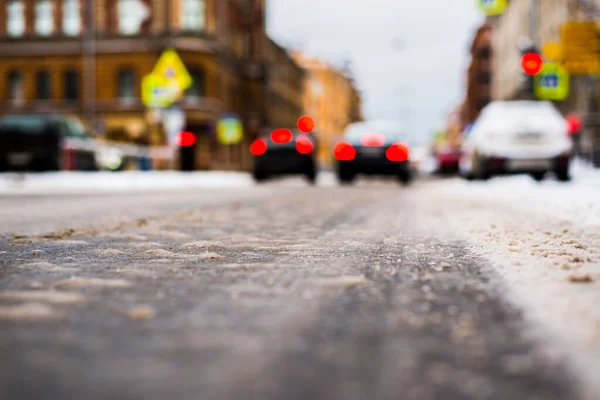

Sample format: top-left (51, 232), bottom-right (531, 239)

top-left (386, 142), bottom-right (410, 162)
top-left (296, 134), bottom-right (314, 154)
top-left (360, 132), bottom-right (386, 147)
top-left (566, 115), bottom-right (581, 136)
top-left (178, 131), bottom-right (196, 147)
top-left (271, 128), bottom-right (293, 144)
top-left (333, 141), bottom-right (356, 161)
top-left (250, 138), bottom-right (267, 156)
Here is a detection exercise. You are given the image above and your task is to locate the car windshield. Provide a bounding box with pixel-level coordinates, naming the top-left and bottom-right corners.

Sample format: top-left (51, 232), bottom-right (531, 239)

top-left (0, 116), bottom-right (47, 135)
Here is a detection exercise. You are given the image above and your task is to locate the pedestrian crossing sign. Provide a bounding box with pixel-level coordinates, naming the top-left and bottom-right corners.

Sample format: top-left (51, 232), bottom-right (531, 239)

top-left (151, 48), bottom-right (193, 92)
top-left (217, 115), bottom-right (244, 145)
top-left (534, 62), bottom-right (570, 101)
top-left (478, 0), bottom-right (506, 15)
top-left (142, 73), bottom-right (183, 108)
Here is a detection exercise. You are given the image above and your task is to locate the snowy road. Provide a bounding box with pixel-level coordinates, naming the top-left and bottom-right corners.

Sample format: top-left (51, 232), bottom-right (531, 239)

top-left (0, 167), bottom-right (599, 399)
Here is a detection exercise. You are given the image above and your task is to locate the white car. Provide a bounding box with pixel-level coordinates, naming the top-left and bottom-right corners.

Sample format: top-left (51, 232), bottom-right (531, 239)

top-left (459, 101), bottom-right (573, 181)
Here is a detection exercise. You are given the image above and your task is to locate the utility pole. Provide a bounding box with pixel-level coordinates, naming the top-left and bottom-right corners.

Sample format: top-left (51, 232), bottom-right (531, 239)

top-left (528, 0), bottom-right (538, 47)
top-left (83, 0), bottom-right (97, 134)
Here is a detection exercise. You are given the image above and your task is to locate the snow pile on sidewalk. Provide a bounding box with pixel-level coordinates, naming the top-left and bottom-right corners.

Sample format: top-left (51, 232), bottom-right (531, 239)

top-left (418, 162), bottom-right (600, 399)
top-left (0, 171), bottom-right (254, 195)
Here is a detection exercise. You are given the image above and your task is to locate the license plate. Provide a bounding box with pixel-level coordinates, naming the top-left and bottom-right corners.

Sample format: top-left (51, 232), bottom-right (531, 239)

top-left (360, 147), bottom-right (383, 157)
top-left (7, 152), bottom-right (32, 166)
top-left (515, 132), bottom-right (544, 144)
top-left (508, 159), bottom-right (551, 170)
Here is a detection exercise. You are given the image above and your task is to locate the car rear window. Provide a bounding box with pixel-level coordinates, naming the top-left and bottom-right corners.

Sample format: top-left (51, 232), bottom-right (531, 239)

top-left (0, 116), bottom-right (48, 135)
top-left (344, 122), bottom-right (404, 142)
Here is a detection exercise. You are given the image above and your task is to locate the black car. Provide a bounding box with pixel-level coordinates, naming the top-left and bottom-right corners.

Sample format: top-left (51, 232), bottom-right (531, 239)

top-left (0, 114), bottom-right (98, 172)
top-left (250, 128), bottom-right (318, 184)
top-left (333, 120), bottom-right (412, 185)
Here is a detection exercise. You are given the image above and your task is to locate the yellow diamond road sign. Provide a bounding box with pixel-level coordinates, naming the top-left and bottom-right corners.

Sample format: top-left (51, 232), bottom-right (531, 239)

top-left (152, 48), bottom-right (193, 92)
top-left (142, 73), bottom-right (183, 108)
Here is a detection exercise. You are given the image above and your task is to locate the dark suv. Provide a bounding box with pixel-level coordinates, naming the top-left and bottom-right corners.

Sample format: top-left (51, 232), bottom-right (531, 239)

top-left (0, 114), bottom-right (98, 172)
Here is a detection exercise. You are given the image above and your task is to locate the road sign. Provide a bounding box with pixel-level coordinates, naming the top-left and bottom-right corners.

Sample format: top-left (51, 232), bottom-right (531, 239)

top-left (152, 49), bottom-right (193, 92)
top-left (478, 0), bottom-right (507, 15)
top-left (217, 115), bottom-right (243, 145)
top-left (163, 108), bottom-right (186, 146)
top-left (560, 21), bottom-right (600, 75)
top-left (542, 41), bottom-right (562, 61)
top-left (142, 73), bottom-right (183, 108)
top-left (534, 62), bottom-right (570, 101)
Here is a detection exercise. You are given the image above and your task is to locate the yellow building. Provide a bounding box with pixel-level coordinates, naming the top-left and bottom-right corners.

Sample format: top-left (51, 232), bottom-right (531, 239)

top-left (0, 0), bottom-right (272, 171)
top-left (291, 51), bottom-right (363, 166)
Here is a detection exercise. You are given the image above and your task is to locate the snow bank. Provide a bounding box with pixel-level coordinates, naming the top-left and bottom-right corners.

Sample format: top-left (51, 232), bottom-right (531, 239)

top-left (0, 171), bottom-right (254, 195)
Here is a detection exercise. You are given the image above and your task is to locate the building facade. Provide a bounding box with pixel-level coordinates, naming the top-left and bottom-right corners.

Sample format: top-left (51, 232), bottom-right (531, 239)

top-left (264, 37), bottom-right (305, 131)
top-left (0, 0), bottom-right (292, 171)
top-left (464, 24), bottom-right (493, 125)
top-left (291, 51), bottom-right (363, 166)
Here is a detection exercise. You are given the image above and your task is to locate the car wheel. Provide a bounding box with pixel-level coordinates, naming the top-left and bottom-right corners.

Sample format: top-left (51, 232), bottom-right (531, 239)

top-left (338, 172), bottom-right (355, 185)
top-left (305, 170), bottom-right (317, 185)
top-left (556, 167), bottom-right (571, 182)
top-left (253, 170), bottom-right (268, 183)
top-left (531, 171), bottom-right (545, 181)
top-left (397, 170), bottom-right (412, 186)
top-left (473, 156), bottom-right (490, 180)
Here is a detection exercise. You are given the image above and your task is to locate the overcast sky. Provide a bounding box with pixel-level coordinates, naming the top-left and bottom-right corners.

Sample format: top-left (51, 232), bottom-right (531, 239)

top-left (266, 0), bottom-right (484, 144)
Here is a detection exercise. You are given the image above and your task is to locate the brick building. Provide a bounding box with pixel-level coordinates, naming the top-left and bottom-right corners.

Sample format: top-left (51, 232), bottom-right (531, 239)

top-left (0, 0), bottom-right (303, 171)
top-left (464, 23), bottom-right (493, 125)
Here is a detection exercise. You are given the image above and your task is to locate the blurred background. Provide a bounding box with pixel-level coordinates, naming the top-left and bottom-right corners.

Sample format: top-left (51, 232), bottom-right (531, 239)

top-left (0, 0), bottom-right (598, 174)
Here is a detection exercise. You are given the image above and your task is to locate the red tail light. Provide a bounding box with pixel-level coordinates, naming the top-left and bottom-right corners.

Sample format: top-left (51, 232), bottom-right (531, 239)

top-left (271, 128), bottom-right (293, 144)
top-left (250, 138), bottom-right (267, 156)
top-left (178, 131), bottom-right (196, 147)
top-left (386, 142), bottom-right (410, 162)
top-left (296, 134), bottom-right (314, 154)
top-left (360, 132), bottom-right (386, 147)
top-left (333, 141), bottom-right (356, 161)
top-left (566, 115), bottom-right (581, 136)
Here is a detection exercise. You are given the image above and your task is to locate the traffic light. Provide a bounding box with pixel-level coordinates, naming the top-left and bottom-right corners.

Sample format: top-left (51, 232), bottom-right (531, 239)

top-left (519, 45), bottom-right (542, 96)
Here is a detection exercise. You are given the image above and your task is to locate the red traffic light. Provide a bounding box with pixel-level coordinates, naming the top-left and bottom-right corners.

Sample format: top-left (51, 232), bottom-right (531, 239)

top-left (521, 52), bottom-right (544, 75)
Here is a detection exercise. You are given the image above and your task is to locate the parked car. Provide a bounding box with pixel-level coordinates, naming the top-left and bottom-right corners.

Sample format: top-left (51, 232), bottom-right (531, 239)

top-left (435, 144), bottom-right (461, 174)
top-left (250, 128), bottom-right (318, 184)
top-left (333, 120), bottom-right (412, 185)
top-left (0, 114), bottom-right (98, 172)
top-left (459, 101), bottom-right (573, 181)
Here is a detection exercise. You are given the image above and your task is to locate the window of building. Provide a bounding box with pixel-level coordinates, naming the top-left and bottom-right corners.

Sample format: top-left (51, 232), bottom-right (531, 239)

top-left (7, 70), bottom-right (24, 102)
top-left (36, 70), bottom-right (52, 100)
top-left (118, 0), bottom-right (149, 35)
top-left (181, 0), bottom-right (205, 31)
top-left (64, 70), bottom-right (79, 102)
top-left (477, 71), bottom-right (491, 85)
top-left (117, 68), bottom-right (136, 102)
top-left (63, 0), bottom-right (81, 36)
top-left (186, 68), bottom-right (205, 100)
top-left (478, 47), bottom-right (491, 59)
top-left (36, 0), bottom-right (55, 36)
top-left (7, 0), bottom-right (25, 37)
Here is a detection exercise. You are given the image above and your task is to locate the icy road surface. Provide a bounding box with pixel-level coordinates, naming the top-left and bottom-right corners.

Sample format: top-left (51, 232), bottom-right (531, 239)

top-left (0, 164), bottom-right (599, 399)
